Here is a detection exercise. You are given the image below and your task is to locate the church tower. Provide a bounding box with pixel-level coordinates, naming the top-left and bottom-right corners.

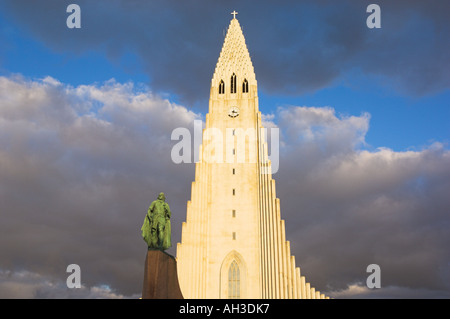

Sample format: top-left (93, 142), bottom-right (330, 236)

top-left (176, 12), bottom-right (327, 299)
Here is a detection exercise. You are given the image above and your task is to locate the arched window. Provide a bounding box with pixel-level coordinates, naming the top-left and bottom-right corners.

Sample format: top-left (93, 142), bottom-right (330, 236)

top-left (228, 260), bottom-right (240, 299)
top-left (230, 73), bottom-right (237, 94)
top-left (219, 80), bottom-right (225, 94)
top-left (220, 250), bottom-right (246, 298)
top-left (242, 79), bottom-right (248, 93)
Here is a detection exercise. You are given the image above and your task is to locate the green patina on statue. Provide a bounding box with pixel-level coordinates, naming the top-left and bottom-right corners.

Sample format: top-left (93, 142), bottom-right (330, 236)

top-left (141, 192), bottom-right (171, 250)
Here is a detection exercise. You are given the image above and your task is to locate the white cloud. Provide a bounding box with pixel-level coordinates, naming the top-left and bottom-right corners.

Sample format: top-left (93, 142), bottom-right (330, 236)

top-left (0, 269), bottom-right (137, 299)
top-left (329, 283), bottom-right (450, 299)
top-left (278, 106), bottom-right (370, 152)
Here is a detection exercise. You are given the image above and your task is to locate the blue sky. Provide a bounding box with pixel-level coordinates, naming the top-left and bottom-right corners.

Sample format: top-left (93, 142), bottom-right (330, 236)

top-left (0, 10), bottom-right (149, 86)
top-left (0, 1), bottom-right (449, 299)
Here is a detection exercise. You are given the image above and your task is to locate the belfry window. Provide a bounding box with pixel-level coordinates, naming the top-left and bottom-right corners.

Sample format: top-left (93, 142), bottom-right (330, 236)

top-left (228, 261), bottom-right (240, 299)
top-left (231, 73), bottom-right (237, 94)
top-left (219, 80), bottom-right (225, 94)
top-left (242, 79), bottom-right (248, 93)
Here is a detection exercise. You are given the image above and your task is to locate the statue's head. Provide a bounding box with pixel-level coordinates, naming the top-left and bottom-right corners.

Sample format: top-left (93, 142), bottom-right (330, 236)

top-left (157, 192), bottom-right (165, 201)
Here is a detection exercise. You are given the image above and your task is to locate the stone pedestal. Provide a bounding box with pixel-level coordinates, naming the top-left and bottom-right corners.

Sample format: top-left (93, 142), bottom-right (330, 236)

top-left (142, 250), bottom-right (183, 299)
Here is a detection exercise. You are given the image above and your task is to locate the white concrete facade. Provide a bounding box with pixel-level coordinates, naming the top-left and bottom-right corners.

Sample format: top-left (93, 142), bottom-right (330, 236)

top-left (176, 16), bottom-right (328, 299)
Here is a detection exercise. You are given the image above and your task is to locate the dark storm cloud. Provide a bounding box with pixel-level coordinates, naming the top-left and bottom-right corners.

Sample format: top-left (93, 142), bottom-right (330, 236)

top-left (1, 0), bottom-right (449, 106)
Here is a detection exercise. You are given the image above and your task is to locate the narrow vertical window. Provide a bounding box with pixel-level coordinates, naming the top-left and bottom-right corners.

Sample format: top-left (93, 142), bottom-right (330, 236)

top-left (242, 79), bottom-right (248, 93)
top-left (232, 189), bottom-right (235, 195)
top-left (228, 261), bottom-right (240, 299)
top-left (219, 80), bottom-right (225, 94)
top-left (232, 232), bottom-right (236, 240)
top-left (231, 73), bottom-right (236, 94)
top-left (232, 168), bottom-right (235, 175)
top-left (232, 210), bottom-right (236, 217)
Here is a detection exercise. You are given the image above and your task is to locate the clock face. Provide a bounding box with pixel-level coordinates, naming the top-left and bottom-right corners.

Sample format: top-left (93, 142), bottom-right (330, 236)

top-left (228, 106), bottom-right (240, 118)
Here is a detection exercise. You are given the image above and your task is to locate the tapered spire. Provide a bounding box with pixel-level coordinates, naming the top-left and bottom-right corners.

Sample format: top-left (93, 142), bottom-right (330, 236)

top-left (211, 16), bottom-right (256, 89)
top-left (177, 12), bottom-right (329, 299)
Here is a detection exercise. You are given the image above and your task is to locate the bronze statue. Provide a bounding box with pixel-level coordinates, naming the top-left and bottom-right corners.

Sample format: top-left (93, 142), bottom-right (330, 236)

top-left (141, 192), bottom-right (171, 250)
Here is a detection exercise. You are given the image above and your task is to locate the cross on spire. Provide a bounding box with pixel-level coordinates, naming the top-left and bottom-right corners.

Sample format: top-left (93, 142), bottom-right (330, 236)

top-left (231, 10), bottom-right (238, 19)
